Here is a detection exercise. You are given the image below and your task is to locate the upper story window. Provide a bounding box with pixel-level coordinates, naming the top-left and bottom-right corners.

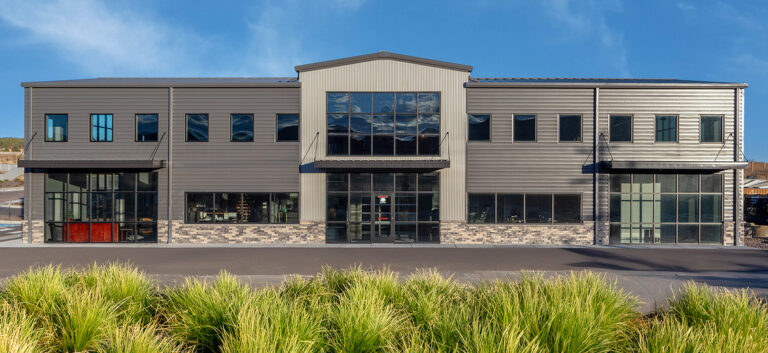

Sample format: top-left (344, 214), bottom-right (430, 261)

top-left (276, 114), bottom-right (299, 141)
top-left (231, 114), bottom-right (254, 142)
top-left (610, 115), bottom-right (632, 142)
top-left (655, 115), bottom-right (678, 142)
top-left (513, 115), bottom-right (536, 142)
top-left (186, 114), bottom-right (209, 142)
top-left (559, 115), bottom-right (582, 142)
top-left (700, 115), bottom-right (723, 143)
top-left (45, 114), bottom-right (68, 142)
top-left (468, 114), bottom-right (490, 141)
top-left (327, 92), bottom-right (440, 156)
top-left (90, 114), bottom-right (113, 142)
top-left (136, 114), bottom-right (158, 142)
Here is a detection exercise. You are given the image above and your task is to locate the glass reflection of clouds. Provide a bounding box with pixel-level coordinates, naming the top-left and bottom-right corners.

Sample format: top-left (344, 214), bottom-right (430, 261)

top-left (327, 92), bottom-right (440, 155)
top-left (186, 114), bottom-right (209, 142)
top-left (231, 114), bottom-right (254, 142)
top-left (277, 114), bottom-right (299, 141)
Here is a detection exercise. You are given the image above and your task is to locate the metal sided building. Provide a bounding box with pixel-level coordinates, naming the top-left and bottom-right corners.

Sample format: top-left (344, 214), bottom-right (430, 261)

top-left (19, 52), bottom-right (748, 245)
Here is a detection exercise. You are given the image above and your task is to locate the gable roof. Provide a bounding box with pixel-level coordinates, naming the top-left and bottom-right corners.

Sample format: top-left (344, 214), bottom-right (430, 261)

top-left (295, 51), bottom-right (473, 73)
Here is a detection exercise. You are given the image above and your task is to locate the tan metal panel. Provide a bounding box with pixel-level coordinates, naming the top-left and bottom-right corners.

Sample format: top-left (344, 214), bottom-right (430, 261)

top-left (299, 59), bottom-right (469, 221)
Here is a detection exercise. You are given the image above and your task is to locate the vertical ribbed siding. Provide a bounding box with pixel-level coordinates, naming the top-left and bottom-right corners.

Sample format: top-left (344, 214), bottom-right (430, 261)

top-left (299, 60), bottom-right (469, 221)
top-left (170, 88), bottom-right (301, 220)
top-left (466, 88), bottom-right (595, 219)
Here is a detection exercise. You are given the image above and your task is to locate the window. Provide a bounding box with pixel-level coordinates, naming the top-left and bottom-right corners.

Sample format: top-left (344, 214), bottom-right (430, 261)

top-left (90, 114), bottom-right (113, 142)
top-left (186, 114), bottom-right (209, 142)
top-left (514, 115), bottom-right (536, 142)
top-left (44, 172), bottom-right (158, 243)
top-left (559, 115), bottom-right (581, 142)
top-left (326, 172), bottom-right (439, 243)
top-left (468, 114), bottom-right (490, 141)
top-left (327, 92), bottom-right (439, 155)
top-left (609, 174), bottom-right (723, 244)
top-left (185, 192), bottom-right (298, 224)
top-left (45, 114), bottom-right (68, 142)
top-left (136, 114), bottom-right (158, 142)
top-left (610, 115), bottom-right (632, 142)
top-left (700, 116), bottom-right (723, 143)
top-left (276, 114), bottom-right (299, 141)
top-left (231, 114), bottom-right (254, 142)
top-left (655, 115), bottom-right (677, 142)
top-left (467, 193), bottom-right (581, 224)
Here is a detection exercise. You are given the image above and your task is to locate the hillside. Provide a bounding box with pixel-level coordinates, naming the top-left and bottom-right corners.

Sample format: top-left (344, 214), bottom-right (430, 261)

top-left (0, 137), bottom-right (23, 152)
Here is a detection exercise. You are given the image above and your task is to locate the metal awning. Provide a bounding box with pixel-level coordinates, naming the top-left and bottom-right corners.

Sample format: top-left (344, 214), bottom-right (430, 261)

top-left (18, 160), bottom-right (166, 169)
top-left (313, 159), bottom-right (449, 171)
top-left (604, 160), bottom-right (748, 171)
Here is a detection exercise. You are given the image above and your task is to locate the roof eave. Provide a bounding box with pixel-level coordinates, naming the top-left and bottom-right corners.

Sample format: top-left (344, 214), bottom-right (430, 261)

top-left (466, 82), bottom-right (748, 89)
top-left (295, 51), bottom-right (473, 73)
top-left (21, 81), bottom-right (301, 88)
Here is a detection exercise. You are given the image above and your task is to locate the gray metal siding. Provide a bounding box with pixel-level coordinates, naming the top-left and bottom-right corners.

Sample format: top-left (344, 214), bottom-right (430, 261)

top-left (466, 88), bottom-right (595, 219)
top-left (170, 87), bottom-right (301, 220)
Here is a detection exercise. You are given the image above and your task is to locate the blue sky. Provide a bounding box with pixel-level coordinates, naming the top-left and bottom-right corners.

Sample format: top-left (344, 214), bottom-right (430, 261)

top-left (0, 0), bottom-right (766, 160)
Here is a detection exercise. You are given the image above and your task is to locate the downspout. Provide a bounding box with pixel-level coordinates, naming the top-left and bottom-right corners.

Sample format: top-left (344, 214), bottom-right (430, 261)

top-left (27, 87), bottom-right (32, 243)
top-left (734, 88), bottom-right (742, 246)
top-left (593, 88), bottom-right (600, 245)
top-left (167, 87), bottom-right (174, 243)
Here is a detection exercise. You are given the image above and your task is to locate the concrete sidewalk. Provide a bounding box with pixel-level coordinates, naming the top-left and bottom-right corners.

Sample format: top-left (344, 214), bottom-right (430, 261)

top-left (0, 246), bottom-right (766, 312)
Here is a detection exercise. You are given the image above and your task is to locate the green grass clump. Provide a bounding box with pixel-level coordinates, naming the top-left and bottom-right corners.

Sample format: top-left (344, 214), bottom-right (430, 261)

top-left (162, 272), bottom-right (251, 352)
top-left (97, 324), bottom-right (187, 353)
top-left (0, 301), bottom-right (45, 353)
top-left (633, 283), bottom-right (768, 353)
top-left (54, 291), bottom-right (118, 352)
top-left (75, 263), bottom-right (159, 325)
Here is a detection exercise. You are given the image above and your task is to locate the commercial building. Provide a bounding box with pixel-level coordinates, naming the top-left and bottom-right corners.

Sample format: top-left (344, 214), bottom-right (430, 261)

top-left (19, 52), bottom-right (748, 245)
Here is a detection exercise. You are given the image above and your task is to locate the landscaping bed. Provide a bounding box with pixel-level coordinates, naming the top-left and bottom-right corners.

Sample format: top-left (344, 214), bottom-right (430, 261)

top-left (1, 264), bottom-right (766, 353)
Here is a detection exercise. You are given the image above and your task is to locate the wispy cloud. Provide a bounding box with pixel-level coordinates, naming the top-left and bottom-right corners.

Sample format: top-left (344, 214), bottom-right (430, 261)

top-left (0, 0), bottom-right (201, 76)
top-left (244, 2), bottom-right (307, 76)
top-left (540, 0), bottom-right (629, 76)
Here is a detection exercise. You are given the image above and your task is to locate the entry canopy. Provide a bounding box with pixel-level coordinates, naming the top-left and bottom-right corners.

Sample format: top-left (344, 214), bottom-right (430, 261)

top-left (313, 159), bottom-right (449, 171)
top-left (604, 160), bottom-right (748, 171)
top-left (18, 160), bottom-right (166, 169)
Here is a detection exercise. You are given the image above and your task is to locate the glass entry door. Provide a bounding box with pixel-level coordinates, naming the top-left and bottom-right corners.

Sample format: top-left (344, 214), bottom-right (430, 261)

top-left (373, 194), bottom-right (394, 242)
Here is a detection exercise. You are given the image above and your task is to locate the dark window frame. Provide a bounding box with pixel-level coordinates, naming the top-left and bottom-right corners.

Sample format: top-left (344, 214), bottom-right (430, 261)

top-left (467, 113), bottom-right (492, 142)
top-left (230, 113), bottom-right (255, 143)
top-left (185, 113), bottom-right (210, 142)
top-left (45, 113), bottom-right (69, 142)
top-left (326, 92), bottom-right (440, 156)
top-left (466, 192), bottom-right (582, 224)
top-left (276, 113), bottom-right (300, 142)
top-left (558, 114), bottom-right (583, 143)
top-left (699, 115), bottom-right (724, 143)
top-left (655, 114), bottom-right (679, 143)
top-left (184, 192), bottom-right (299, 224)
top-left (513, 114), bottom-right (537, 142)
top-left (609, 115), bottom-right (633, 143)
top-left (90, 113), bottom-right (114, 142)
top-left (135, 113), bottom-right (159, 142)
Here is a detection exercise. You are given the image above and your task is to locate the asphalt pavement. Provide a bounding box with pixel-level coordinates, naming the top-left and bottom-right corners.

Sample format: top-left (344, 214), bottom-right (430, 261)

top-left (0, 243), bottom-right (766, 312)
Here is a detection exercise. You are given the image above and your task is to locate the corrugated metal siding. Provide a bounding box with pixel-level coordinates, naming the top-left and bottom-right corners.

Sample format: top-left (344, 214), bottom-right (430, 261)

top-left (466, 88), bottom-right (595, 219)
top-left (299, 60), bottom-right (469, 221)
top-left (170, 87), bottom-right (300, 219)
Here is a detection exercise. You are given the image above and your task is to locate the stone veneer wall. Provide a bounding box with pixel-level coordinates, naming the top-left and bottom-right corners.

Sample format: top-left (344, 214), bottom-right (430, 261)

top-left (723, 221), bottom-right (738, 246)
top-left (440, 222), bottom-right (595, 245)
top-left (169, 221), bottom-right (325, 244)
top-left (22, 220), bottom-right (44, 244)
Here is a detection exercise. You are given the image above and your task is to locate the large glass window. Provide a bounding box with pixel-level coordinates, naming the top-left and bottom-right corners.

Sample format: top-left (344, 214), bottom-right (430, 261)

top-left (90, 114), bottom-right (113, 142)
top-left (277, 114), bottom-right (299, 141)
top-left (514, 115), bottom-right (536, 142)
top-left (609, 174), bottom-right (723, 244)
top-left (327, 92), bottom-right (440, 155)
top-left (655, 115), bottom-right (678, 142)
top-left (231, 114), bottom-right (254, 142)
top-left (45, 114), bottom-right (68, 142)
top-left (44, 172), bottom-right (158, 243)
top-left (326, 172), bottom-right (439, 243)
top-left (468, 114), bottom-right (490, 141)
top-left (136, 114), bottom-right (158, 142)
top-left (559, 115), bottom-right (582, 142)
top-left (185, 192), bottom-right (298, 224)
top-left (609, 115), bottom-right (632, 142)
top-left (467, 193), bottom-right (581, 224)
top-left (700, 116), bottom-right (723, 143)
top-left (186, 114), bottom-right (209, 142)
